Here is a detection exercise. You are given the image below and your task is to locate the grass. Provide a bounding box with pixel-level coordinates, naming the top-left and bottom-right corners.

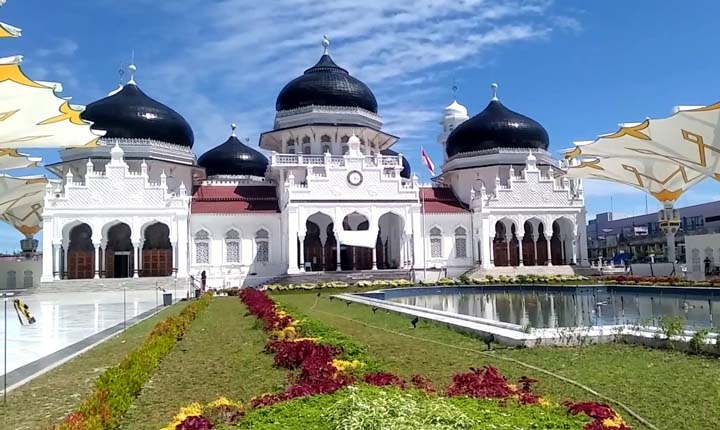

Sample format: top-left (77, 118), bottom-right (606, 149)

top-left (121, 297), bottom-right (288, 430)
top-left (0, 301), bottom-right (188, 430)
top-left (273, 291), bottom-right (720, 430)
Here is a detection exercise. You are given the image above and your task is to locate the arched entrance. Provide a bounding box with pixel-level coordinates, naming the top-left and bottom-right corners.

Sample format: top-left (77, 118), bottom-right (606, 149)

top-left (550, 218), bottom-right (574, 265)
top-left (376, 213), bottom-right (404, 269)
top-left (142, 222), bottom-right (172, 277)
top-left (493, 220), bottom-right (519, 267)
top-left (303, 212), bottom-right (336, 271)
top-left (341, 212), bottom-right (372, 270)
top-left (105, 223), bottom-right (133, 278)
top-left (67, 223), bottom-right (94, 279)
top-left (522, 220), bottom-right (536, 266)
top-left (536, 222), bottom-right (549, 265)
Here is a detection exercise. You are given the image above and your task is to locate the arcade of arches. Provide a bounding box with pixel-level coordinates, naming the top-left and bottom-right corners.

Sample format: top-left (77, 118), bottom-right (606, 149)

top-left (57, 221), bottom-right (174, 280)
top-left (299, 212), bottom-right (407, 272)
top-left (491, 218), bottom-right (576, 267)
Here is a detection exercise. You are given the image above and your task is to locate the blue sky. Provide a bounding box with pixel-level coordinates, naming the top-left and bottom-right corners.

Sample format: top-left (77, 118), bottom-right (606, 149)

top-left (2, 0), bottom-right (720, 252)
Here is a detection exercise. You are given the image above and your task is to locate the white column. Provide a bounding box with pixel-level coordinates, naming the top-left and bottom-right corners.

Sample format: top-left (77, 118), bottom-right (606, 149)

top-left (533, 233), bottom-right (539, 267)
top-left (372, 238), bottom-right (378, 270)
top-left (93, 243), bottom-right (101, 279)
top-left (133, 242), bottom-right (140, 278)
top-left (177, 216), bottom-right (189, 278)
top-left (320, 237), bottom-right (327, 270)
top-left (298, 235), bottom-right (306, 272)
top-left (666, 233), bottom-right (677, 263)
top-left (336, 233), bottom-right (342, 269)
top-left (481, 218), bottom-right (492, 269)
top-left (287, 210), bottom-right (300, 274)
top-left (546, 235), bottom-right (553, 266)
top-left (577, 211), bottom-right (590, 266)
top-left (518, 228), bottom-right (524, 267)
top-left (40, 219), bottom-right (55, 283)
top-left (100, 244), bottom-right (106, 278)
top-left (171, 242), bottom-right (178, 277)
top-left (571, 237), bottom-right (578, 265)
top-left (53, 244), bottom-right (61, 281)
top-left (62, 241), bottom-right (69, 279)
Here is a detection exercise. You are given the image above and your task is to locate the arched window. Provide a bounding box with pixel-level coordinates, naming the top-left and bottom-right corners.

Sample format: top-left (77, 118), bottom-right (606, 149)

top-left (194, 230), bottom-right (210, 264)
top-left (341, 135), bottom-right (349, 143)
top-left (322, 145), bottom-right (331, 154)
top-left (225, 229), bottom-right (240, 264)
top-left (287, 138), bottom-right (295, 154)
top-left (23, 270), bottom-right (33, 288)
top-left (303, 145), bottom-right (311, 154)
top-left (430, 227), bottom-right (442, 258)
top-left (6, 270), bottom-right (16, 289)
top-left (454, 227), bottom-right (467, 258)
top-left (342, 145), bottom-right (349, 154)
top-left (255, 229), bottom-right (269, 262)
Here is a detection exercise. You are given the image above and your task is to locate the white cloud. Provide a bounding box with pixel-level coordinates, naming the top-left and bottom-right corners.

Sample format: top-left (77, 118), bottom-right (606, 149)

top-left (131, 0), bottom-right (581, 151)
top-left (36, 39), bottom-right (79, 57)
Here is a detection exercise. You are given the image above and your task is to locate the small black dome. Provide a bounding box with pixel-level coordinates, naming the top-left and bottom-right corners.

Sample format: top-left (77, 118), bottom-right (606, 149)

top-left (81, 83), bottom-right (194, 147)
top-left (381, 149), bottom-right (411, 179)
top-left (445, 99), bottom-right (548, 157)
top-left (198, 133), bottom-right (268, 177)
top-left (276, 53), bottom-right (378, 113)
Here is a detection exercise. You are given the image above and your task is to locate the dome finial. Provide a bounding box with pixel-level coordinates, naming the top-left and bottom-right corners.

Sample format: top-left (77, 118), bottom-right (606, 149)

top-left (322, 35), bottom-right (330, 55)
top-left (230, 123), bottom-right (237, 137)
top-left (452, 78), bottom-right (459, 100)
top-left (490, 83), bottom-right (499, 101)
top-left (128, 63), bottom-right (137, 85)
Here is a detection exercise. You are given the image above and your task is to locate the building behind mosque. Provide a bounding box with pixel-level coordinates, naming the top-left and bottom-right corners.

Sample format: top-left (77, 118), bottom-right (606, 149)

top-left (34, 39), bottom-right (588, 288)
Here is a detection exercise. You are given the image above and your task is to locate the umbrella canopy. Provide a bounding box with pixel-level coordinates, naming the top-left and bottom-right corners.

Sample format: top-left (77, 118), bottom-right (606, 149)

top-left (0, 21), bottom-right (20, 38)
top-left (0, 198), bottom-right (44, 237)
top-left (0, 56), bottom-right (104, 148)
top-left (566, 102), bottom-right (720, 184)
top-left (0, 174), bottom-right (48, 214)
top-left (565, 155), bottom-right (706, 203)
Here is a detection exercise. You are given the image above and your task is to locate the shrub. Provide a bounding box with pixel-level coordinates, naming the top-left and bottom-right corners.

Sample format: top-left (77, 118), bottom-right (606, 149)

top-left (689, 329), bottom-right (709, 354)
top-left (564, 401), bottom-right (631, 430)
top-left (62, 293), bottom-right (213, 430)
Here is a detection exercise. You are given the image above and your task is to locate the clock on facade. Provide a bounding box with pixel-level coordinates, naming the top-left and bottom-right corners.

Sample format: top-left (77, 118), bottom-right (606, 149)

top-left (347, 170), bottom-right (363, 186)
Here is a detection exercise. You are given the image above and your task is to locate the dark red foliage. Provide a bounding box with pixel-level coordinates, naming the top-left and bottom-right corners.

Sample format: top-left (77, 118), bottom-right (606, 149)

top-left (239, 289), bottom-right (292, 331)
top-left (410, 374), bottom-right (436, 393)
top-left (176, 415), bottom-right (214, 430)
top-left (363, 372), bottom-right (406, 388)
top-left (564, 402), bottom-right (632, 430)
top-left (446, 366), bottom-right (514, 399)
top-left (266, 340), bottom-right (341, 369)
top-left (516, 376), bottom-right (540, 405)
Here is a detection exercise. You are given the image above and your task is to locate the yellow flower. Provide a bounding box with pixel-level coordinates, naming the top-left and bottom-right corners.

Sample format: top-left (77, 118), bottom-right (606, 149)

top-left (331, 359), bottom-right (365, 373)
top-left (162, 402), bottom-right (203, 430)
top-left (207, 396), bottom-right (242, 409)
top-left (602, 415), bottom-right (627, 428)
top-left (538, 398), bottom-right (551, 407)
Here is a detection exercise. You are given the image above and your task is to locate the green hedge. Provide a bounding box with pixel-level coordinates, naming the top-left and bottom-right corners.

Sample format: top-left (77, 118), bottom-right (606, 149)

top-left (61, 294), bottom-right (213, 430)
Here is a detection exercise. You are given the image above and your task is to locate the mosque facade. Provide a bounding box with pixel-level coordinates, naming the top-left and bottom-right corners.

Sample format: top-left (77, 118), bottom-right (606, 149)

top-left (39, 39), bottom-right (588, 287)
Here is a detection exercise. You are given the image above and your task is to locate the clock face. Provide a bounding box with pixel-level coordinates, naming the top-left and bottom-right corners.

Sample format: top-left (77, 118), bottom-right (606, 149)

top-left (347, 170), bottom-right (363, 186)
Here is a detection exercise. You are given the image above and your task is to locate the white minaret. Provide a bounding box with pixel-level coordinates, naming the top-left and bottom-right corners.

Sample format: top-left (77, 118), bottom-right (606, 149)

top-left (438, 84), bottom-right (469, 162)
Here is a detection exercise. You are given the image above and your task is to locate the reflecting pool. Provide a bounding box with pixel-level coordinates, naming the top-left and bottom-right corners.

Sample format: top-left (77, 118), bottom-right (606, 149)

top-left (388, 287), bottom-right (720, 329)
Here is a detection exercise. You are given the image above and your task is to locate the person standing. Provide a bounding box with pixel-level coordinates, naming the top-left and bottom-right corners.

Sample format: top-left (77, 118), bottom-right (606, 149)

top-left (201, 270), bottom-right (207, 293)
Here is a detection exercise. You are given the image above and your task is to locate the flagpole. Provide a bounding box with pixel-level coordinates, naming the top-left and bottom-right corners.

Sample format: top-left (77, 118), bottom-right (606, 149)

top-left (421, 183), bottom-right (427, 280)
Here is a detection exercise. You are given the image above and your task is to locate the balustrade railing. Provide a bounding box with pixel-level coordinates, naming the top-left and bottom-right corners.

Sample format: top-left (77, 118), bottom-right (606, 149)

top-left (271, 153), bottom-right (400, 168)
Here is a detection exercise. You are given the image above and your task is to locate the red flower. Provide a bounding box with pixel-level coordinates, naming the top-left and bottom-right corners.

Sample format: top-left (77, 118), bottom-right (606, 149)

top-left (410, 374), bottom-right (436, 393)
top-left (363, 372), bottom-right (406, 388)
top-left (176, 415), bottom-right (214, 430)
top-left (446, 366), bottom-right (514, 399)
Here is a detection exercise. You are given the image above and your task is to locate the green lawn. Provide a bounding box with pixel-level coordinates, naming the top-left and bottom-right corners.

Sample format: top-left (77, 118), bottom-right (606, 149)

top-left (121, 297), bottom-right (288, 430)
top-left (0, 301), bottom-right (188, 430)
top-left (273, 291), bottom-right (720, 430)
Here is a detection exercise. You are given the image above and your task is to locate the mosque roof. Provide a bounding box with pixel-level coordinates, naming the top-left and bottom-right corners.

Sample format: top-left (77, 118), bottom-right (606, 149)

top-left (420, 187), bottom-right (467, 213)
top-left (191, 185), bottom-right (279, 213)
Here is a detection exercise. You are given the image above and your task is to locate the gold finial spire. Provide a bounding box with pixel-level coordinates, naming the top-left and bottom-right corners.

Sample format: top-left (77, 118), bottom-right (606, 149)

top-left (490, 83), bottom-right (499, 101)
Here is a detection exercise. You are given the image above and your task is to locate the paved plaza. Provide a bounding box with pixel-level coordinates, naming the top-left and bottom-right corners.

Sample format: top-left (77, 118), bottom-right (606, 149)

top-left (1, 281), bottom-right (182, 376)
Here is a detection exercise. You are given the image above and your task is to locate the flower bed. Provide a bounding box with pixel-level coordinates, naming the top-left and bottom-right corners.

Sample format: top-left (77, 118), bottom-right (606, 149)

top-left (263, 279), bottom-right (414, 291)
top-left (601, 275), bottom-right (720, 287)
top-left (161, 290), bottom-right (632, 430)
top-left (61, 293), bottom-right (213, 430)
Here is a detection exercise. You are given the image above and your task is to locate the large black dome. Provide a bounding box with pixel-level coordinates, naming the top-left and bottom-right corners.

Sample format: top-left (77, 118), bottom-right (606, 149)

top-left (381, 149), bottom-right (411, 179)
top-left (445, 99), bottom-right (548, 157)
top-left (276, 53), bottom-right (378, 113)
top-left (81, 83), bottom-right (194, 147)
top-left (198, 131), bottom-right (268, 177)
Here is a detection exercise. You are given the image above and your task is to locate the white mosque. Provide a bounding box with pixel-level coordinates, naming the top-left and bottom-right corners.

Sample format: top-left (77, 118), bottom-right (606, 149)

top-left (38, 38), bottom-right (588, 288)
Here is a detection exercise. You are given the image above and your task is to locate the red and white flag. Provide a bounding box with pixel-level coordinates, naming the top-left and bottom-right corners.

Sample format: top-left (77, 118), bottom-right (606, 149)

top-left (421, 147), bottom-right (435, 175)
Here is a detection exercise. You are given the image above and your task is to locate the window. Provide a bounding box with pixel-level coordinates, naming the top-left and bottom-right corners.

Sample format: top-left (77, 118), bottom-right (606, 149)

top-left (341, 135), bottom-right (349, 143)
top-left (255, 229), bottom-right (269, 262)
top-left (6, 270), bottom-right (16, 289)
top-left (225, 229), bottom-right (240, 264)
top-left (194, 230), bottom-right (210, 264)
top-left (322, 145), bottom-right (331, 154)
top-left (303, 145), bottom-right (311, 154)
top-left (23, 270), bottom-right (33, 288)
top-left (692, 249), bottom-right (701, 272)
top-left (454, 227), bottom-right (467, 258)
top-left (430, 227), bottom-right (442, 258)
top-left (342, 145), bottom-right (349, 154)
top-left (302, 136), bottom-right (311, 145)
top-left (287, 138), bottom-right (295, 154)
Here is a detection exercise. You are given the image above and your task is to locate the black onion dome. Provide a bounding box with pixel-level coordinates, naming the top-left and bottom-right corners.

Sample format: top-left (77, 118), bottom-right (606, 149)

top-left (276, 53), bottom-right (378, 113)
top-left (381, 149), bottom-right (411, 179)
top-left (445, 99), bottom-right (549, 157)
top-left (198, 133), bottom-right (268, 177)
top-left (81, 83), bottom-right (194, 147)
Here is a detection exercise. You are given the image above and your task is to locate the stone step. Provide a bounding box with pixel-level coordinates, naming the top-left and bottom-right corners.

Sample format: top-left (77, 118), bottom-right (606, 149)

top-left (40, 276), bottom-right (184, 292)
top-left (467, 265), bottom-right (600, 278)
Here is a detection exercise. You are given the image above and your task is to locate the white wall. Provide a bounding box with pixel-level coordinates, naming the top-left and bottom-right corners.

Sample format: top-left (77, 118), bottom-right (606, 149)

top-left (423, 213), bottom-right (474, 275)
top-left (685, 233), bottom-right (720, 280)
top-left (189, 214), bottom-right (284, 288)
top-left (0, 258), bottom-right (42, 290)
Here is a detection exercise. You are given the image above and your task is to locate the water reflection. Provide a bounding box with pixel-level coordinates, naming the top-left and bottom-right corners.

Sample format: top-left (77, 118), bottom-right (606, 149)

top-left (390, 289), bottom-right (720, 329)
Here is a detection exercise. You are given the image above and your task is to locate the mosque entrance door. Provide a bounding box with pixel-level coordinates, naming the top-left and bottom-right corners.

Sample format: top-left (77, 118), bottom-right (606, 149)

top-left (67, 223), bottom-right (94, 279)
top-left (113, 253), bottom-right (131, 278)
top-left (105, 223), bottom-right (133, 278)
top-left (142, 222), bottom-right (173, 277)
